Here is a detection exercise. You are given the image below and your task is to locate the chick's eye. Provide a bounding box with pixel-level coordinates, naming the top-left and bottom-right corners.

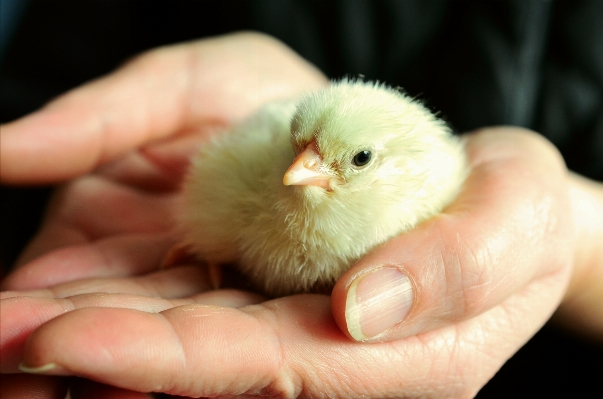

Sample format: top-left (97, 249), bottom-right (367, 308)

top-left (352, 150), bottom-right (372, 167)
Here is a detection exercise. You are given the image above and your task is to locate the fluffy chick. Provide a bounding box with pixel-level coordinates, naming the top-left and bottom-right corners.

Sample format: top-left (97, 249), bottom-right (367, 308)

top-left (180, 79), bottom-right (468, 297)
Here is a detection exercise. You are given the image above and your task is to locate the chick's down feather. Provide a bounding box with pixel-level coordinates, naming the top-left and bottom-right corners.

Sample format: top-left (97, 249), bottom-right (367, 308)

top-left (180, 80), bottom-right (468, 297)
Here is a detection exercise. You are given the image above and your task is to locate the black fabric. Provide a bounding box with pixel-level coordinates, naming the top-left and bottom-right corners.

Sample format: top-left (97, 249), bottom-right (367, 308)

top-left (2, 0), bottom-right (602, 179)
top-left (1, 1), bottom-right (602, 397)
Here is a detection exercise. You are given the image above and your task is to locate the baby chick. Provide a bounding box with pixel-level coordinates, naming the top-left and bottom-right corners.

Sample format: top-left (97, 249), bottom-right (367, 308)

top-left (179, 79), bottom-right (468, 297)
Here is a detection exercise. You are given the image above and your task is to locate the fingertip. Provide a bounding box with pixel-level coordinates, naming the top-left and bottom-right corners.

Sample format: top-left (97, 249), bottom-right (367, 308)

top-left (0, 110), bottom-right (101, 184)
top-left (18, 362), bottom-right (61, 375)
top-left (21, 307), bottom-right (162, 381)
top-left (333, 265), bottom-right (415, 342)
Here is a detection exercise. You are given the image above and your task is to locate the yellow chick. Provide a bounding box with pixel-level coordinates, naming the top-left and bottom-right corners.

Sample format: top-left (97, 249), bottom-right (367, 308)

top-left (179, 79), bottom-right (468, 297)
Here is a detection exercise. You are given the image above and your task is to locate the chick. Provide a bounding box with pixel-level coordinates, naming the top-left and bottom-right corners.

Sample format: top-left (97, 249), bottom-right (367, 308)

top-left (179, 79), bottom-right (468, 297)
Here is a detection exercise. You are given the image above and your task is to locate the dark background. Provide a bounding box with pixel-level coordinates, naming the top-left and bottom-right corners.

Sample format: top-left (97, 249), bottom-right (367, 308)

top-left (1, 1), bottom-right (602, 397)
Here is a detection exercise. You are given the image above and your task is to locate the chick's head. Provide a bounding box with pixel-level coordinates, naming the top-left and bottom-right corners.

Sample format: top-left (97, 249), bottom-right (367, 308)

top-left (275, 79), bottom-right (466, 281)
top-left (284, 79), bottom-right (458, 201)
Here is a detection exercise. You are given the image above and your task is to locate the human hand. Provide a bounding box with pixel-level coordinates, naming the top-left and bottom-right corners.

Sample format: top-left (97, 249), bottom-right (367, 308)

top-left (0, 31), bottom-right (326, 398)
top-left (3, 31), bottom-right (603, 399)
top-left (6, 122), bottom-right (599, 398)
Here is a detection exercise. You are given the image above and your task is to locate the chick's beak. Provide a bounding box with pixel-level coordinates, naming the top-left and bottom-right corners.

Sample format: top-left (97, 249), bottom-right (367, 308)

top-left (283, 141), bottom-right (333, 190)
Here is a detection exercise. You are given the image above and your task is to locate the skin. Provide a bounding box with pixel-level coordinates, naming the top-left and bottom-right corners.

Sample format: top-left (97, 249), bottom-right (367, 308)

top-left (1, 32), bottom-right (602, 398)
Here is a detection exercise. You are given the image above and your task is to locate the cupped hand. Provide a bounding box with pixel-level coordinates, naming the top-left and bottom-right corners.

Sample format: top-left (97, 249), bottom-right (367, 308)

top-left (1, 30), bottom-right (327, 284)
top-left (0, 31), bottom-right (326, 398)
top-left (3, 127), bottom-right (587, 398)
top-left (2, 31), bottom-right (603, 398)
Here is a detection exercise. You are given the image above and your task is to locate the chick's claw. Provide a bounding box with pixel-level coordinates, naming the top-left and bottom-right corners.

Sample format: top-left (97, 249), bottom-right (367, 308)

top-left (162, 244), bottom-right (222, 290)
top-left (161, 243), bottom-right (198, 269)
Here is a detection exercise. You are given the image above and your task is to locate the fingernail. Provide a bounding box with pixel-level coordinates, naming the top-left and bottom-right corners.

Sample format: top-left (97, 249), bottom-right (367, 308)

top-left (19, 362), bottom-right (57, 374)
top-left (345, 268), bottom-right (414, 341)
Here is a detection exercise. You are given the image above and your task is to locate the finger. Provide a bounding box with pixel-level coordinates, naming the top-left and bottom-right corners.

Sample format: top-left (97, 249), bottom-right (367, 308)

top-left (1, 287), bottom-right (264, 372)
top-left (0, 32), bottom-right (326, 184)
top-left (1, 288), bottom-right (195, 374)
top-left (2, 265), bottom-right (214, 302)
top-left (0, 374), bottom-right (67, 399)
top-left (12, 175), bottom-right (178, 269)
top-left (93, 150), bottom-right (184, 193)
top-left (17, 298), bottom-right (324, 396)
top-left (3, 233), bottom-right (175, 291)
top-left (95, 130), bottom-right (215, 192)
top-left (331, 127), bottom-right (574, 341)
top-left (1, 287), bottom-right (264, 308)
top-left (18, 281), bottom-right (564, 398)
top-left (45, 175), bottom-right (178, 241)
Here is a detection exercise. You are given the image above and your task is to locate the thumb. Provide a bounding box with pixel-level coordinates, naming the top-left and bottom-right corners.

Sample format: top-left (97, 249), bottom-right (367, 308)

top-left (331, 128), bottom-right (573, 342)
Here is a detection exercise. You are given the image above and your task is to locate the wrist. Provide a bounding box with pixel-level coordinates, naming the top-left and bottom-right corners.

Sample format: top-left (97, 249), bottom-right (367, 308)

top-left (554, 172), bottom-right (603, 342)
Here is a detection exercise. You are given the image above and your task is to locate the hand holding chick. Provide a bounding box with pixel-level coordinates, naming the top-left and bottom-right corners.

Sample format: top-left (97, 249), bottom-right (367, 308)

top-left (2, 33), bottom-right (589, 398)
top-left (180, 79), bottom-right (468, 296)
